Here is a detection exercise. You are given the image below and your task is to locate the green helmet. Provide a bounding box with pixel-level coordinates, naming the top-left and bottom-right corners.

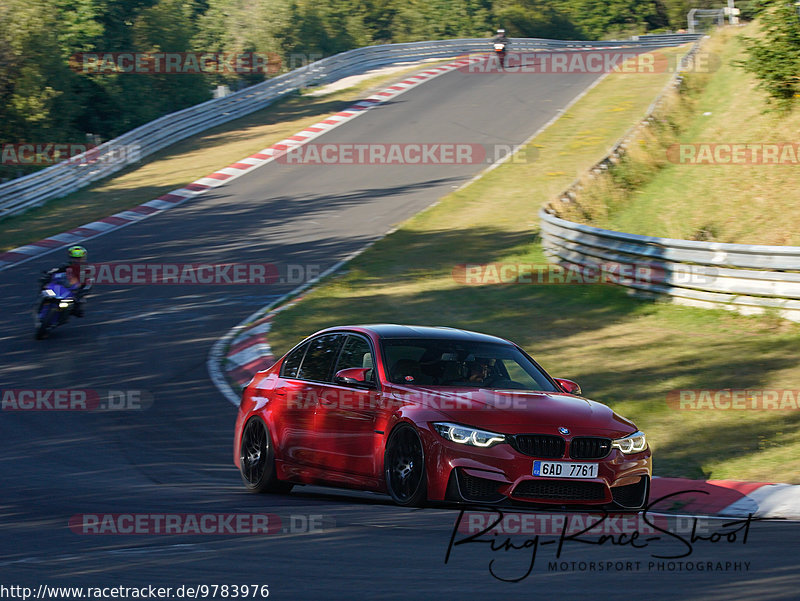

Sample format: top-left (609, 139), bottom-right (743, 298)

top-left (67, 245), bottom-right (87, 260)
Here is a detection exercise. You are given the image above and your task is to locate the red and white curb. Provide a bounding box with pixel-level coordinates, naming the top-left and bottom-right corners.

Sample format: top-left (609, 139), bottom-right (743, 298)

top-left (219, 297), bottom-right (303, 393)
top-left (0, 55), bottom-right (482, 273)
top-left (649, 477), bottom-right (800, 519)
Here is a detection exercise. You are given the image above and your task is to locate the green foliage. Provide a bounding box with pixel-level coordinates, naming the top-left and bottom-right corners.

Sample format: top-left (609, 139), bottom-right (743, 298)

top-left (495, 0), bottom-right (583, 39)
top-left (0, 2), bottom-right (80, 146)
top-left (550, 0), bottom-right (669, 40)
top-left (740, 0), bottom-right (800, 109)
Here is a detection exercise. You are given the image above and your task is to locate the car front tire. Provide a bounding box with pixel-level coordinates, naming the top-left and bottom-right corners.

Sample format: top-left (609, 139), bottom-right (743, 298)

top-left (384, 424), bottom-right (427, 507)
top-left (239, 417), bottom-right (293, 494)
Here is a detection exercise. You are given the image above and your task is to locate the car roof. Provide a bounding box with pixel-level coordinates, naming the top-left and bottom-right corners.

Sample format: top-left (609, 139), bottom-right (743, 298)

top-left (322, 324), bottom-right (514, 345)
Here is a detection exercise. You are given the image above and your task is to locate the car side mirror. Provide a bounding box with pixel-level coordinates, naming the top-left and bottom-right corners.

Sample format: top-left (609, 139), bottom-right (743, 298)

top-left (334, 367), bottom-right (376, 388)
top-left (554, 378), bottom-right (581, 395)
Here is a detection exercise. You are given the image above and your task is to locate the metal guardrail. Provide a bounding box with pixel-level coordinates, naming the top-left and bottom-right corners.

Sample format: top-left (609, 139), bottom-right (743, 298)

top-left (631, 33), bottom-right (703, 43)
top-left (539, 210), bottom-right (800, 322)
top-left (0, 36), bottom-right (698, 220)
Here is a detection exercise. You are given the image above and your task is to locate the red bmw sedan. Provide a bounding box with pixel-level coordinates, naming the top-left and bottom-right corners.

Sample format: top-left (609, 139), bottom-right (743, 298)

top-left (233, 325), bottom-right (651, 509)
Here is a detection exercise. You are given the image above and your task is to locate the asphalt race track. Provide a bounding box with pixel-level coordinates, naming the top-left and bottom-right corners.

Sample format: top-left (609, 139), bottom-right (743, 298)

top-left (1, 61), bottom-right (799, 600)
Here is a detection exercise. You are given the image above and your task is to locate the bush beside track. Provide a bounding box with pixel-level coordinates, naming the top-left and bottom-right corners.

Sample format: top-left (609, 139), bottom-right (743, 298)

top-left (264, 41), bottom-right (800, 484)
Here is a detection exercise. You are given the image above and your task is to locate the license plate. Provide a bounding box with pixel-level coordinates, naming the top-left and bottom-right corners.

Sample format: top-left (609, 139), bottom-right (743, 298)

top-left (533, 461), bottom-right (598, 479)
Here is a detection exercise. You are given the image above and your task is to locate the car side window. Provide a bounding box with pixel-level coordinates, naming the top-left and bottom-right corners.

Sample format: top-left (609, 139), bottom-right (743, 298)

top-left (334, 335), bottom-right (375, 377)
top-left (296, 334), bottom-right (345, 382)
top-left (280, 341), bottom-right (308, 379)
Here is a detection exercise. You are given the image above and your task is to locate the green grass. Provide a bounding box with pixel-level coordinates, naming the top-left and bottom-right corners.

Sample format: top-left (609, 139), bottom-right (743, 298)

top-left (560, 24), bottom-right (800, 246)
top-left (0, 62), bottom-right (440, 252)
top-left (268, 43), bottom-right (800, 483)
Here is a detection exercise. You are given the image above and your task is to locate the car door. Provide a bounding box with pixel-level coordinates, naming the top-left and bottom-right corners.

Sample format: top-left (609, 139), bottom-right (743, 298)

top-left (276, 333), bottom-right (344, 468)
top-left (272, 340), bottom-right (311, 466)
top-left (312, 333), bottom-right (380, 477)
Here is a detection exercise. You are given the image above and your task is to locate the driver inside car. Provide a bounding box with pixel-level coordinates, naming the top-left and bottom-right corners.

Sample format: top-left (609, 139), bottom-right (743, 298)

top-left (466, 357), bottom-right (493, 384)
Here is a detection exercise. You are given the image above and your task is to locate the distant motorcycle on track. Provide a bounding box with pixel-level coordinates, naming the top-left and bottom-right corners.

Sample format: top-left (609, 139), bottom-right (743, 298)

top-left (493, 28), bottom-right (509, 70)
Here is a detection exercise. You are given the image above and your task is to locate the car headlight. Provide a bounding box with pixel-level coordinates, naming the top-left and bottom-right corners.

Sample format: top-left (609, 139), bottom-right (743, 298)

top-left (433, 422), bottom-right (506, 448)
top-left (612, 431), bottom-right (647, 454)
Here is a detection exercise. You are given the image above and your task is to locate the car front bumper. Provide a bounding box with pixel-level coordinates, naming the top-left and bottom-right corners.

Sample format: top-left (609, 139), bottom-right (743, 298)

top-left (423, 429), bottom-right (652, 508)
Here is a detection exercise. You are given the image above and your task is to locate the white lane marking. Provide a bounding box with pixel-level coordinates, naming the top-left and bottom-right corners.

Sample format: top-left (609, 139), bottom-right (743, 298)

top-left (111, 210), bottom-right (153, 221)
top-left (4, 245), bottom-right (46, 255)
top-left (143, 199), bottom-right (180, 210)
top-left (215, 167), bottom-right (251, 176)
top-left (47, 233), bottom-right (87, 243)
top-left (232, 320), bottom-right (272, 343)
top-left (192, 177), bottom-right (229, 187)
top-left (79, 221), bottom-right (117, 231)
top-left (227, 343), bottom-right (274, 368)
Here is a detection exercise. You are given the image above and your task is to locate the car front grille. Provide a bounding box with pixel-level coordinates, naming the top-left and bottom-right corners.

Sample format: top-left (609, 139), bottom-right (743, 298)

top-left (457, 469), bottom-right (506, 502)
top-left (611, 477), bottom-right (649, 509)
top-left (511, 434), bottom-right (565, 458)
top-left (569, 437), bottom-right (612, 459)
top-left (513, 480), bottom-right (607, 501)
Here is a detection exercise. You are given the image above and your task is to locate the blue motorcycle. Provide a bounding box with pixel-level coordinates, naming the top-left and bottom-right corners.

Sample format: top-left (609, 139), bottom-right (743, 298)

top-left (35, 272), bottom-right (81, 339)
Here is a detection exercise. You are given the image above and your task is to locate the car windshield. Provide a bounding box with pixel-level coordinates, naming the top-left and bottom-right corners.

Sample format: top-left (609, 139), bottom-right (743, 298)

top-left (381, 338), bottom-right (559, 391)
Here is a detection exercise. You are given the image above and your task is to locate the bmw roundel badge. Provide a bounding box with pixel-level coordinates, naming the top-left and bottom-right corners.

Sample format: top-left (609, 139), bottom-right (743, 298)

top-left (559, 427), bottom-right (570, 435)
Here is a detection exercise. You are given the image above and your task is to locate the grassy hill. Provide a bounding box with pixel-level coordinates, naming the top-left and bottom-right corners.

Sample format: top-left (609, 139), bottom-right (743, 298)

top-left (558, 24), bottom-right (800, 245)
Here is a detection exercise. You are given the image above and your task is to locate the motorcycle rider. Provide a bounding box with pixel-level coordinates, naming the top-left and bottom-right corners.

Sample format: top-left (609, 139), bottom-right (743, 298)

top-left (40, 245), bottom-right (91, 317)
top-left (494, 28), bottom-right (510, 45)
top-left (493, 28), bottom-right (510, 68)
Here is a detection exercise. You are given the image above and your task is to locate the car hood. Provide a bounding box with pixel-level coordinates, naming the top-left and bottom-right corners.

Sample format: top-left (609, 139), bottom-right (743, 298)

top-left (390, 385), bottom-right (636, 437)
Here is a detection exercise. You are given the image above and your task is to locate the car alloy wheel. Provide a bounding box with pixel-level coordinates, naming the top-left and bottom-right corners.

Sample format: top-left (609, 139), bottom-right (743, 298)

top-left (385, 424), bottom-right (427, 506)
top-left (239, 418), bottom-right (293, 494)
